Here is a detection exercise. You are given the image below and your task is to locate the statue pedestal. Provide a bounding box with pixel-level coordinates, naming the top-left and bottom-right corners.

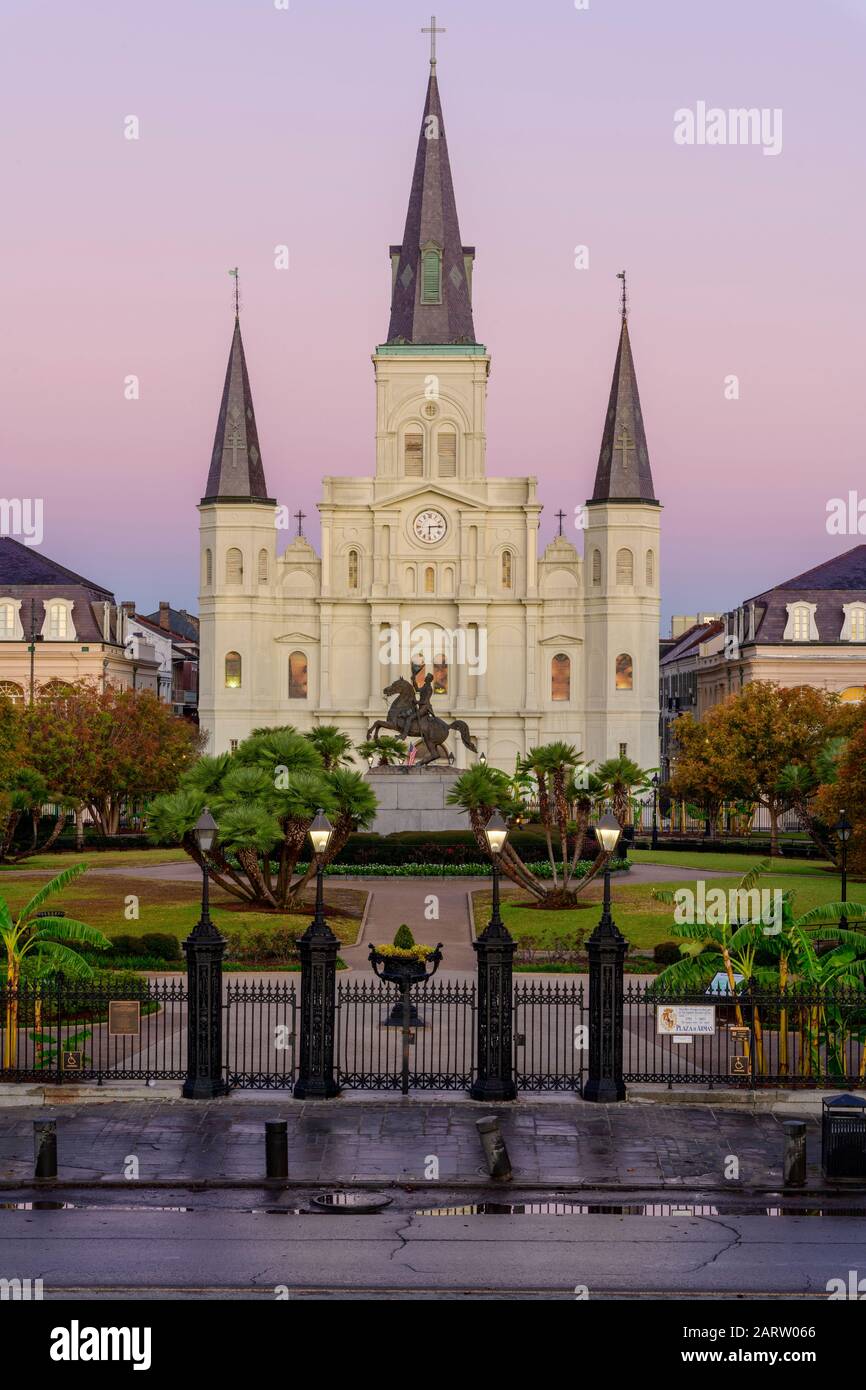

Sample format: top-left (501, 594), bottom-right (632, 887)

top-left (365, 766), bottom-right (468, 835)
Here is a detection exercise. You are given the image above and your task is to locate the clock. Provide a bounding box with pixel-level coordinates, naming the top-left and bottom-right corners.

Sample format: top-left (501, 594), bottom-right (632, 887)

top-left (413, 509), bottom-right (447, 544)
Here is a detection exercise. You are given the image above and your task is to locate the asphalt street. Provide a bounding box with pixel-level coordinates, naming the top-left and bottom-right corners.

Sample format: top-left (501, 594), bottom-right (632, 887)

top-left (4, 1189), bottom-right (866, 1299)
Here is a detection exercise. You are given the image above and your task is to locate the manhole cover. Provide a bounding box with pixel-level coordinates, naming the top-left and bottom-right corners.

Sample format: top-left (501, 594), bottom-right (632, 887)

top-left (311, 1192), bottom-right (392, 1214)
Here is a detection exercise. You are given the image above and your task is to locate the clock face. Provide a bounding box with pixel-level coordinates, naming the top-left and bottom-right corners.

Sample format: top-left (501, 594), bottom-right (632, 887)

top-left (413, 509), bottom-right (447, 544)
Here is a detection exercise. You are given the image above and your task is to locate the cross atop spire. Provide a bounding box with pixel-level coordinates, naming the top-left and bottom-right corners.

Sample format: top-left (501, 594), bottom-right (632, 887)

top-left (202, 307), bottom-right (271, 504)
top-left (616, 268), bottom-right (628, 323)
top-left (386, 45), bottom-right (477, 345)
top-left (229, 266), bottom-right (240, 319)
top-left (422, 15), bottom-right (446, 71)
top-left (589, 283), bottom-right (657, 504)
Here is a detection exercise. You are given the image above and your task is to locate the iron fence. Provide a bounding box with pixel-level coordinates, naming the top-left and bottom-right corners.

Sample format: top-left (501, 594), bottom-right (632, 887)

top-left (623, 981), bottom-right (866, 1088)
top-left (0, 977), bottom-right (187, 1083)
top-left (335, 978), bottom-right (476, 1090)
top-left (223, 978), bottom-right (298, 1089)
top-left (514, 979), bottom-right (586, 1092)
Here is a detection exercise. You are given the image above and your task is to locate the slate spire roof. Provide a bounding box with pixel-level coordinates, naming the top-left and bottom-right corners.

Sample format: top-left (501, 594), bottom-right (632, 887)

top-left (202, 314), bottom-right (270, 503)
top-left (386, 64), bottom-right (477, 346)
top-left (590, 308), bottom-right (657, 503)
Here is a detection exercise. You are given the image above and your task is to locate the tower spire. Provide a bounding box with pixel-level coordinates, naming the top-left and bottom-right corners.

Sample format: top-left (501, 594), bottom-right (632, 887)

top-left (589, 278), bottom-right (656, 503)
top-left (201, 301), bottom-right (270, 504)
top-left (386, 39), bottom-right (476, 346)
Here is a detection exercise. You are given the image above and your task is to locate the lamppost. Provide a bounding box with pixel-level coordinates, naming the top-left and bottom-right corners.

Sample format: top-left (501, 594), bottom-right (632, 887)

top-left (294, 809), bottom-right (340, 1099)
top-left (835, 810), bottom-right (852, 930)
top-left (479, 750), bottom-right (487, 767)
top-left (471, 810), bottom-right (517, 1101)
top-left (584, 811), bottom-right (627, 1103)
top-left (651, 773), bottom-right (660, 850)
top-left (182, 808), bottom-right (228, 1099)
top-left (367, 753), bottom-right (375, 772)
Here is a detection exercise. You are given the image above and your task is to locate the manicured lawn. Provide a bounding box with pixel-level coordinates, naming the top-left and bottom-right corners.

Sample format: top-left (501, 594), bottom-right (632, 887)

top-left (630, 848), bottom-right (837, 876)
top-left (0, 847), bottom-right (189, 872)
top-left (472, 869), bottom-right (866, 954)
top-left (0, 870), bottom-right (367, 949)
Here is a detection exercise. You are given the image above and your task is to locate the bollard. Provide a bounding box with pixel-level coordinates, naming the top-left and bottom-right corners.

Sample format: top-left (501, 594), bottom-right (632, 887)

top-left (476, 1115), bottom-right (512, 1183)
top-left (783, 1120), bottom-right (807, 1187)
top-left (265, 1120), bottom-right (289, 1180)
top-left (34, 1118), bottom-right (58, 1180)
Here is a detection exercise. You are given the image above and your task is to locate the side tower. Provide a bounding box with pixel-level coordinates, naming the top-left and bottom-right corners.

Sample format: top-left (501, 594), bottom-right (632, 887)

top-left (582, 291), bottom-right (661, 769)
top-left (198, 309), bottom-right (277, 753)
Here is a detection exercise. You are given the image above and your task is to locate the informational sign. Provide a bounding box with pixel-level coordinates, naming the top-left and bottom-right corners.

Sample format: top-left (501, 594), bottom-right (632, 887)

top-left (729, 1026), bottom-right (750, 1043)
top-left (730, 1054), bottom-right (751, 1076)
top-left (108, 1001), bottom-right (141, 1038)
top-left (656, 1004), bottom-right (716, 1036)
top-left (62, 1051), bottom-right (83, 1071)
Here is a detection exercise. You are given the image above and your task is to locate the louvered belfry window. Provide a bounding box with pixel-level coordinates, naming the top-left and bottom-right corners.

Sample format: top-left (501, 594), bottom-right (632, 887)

top-left (421, 249), bottom-right (442, 303)
top-left (404, 432), bottom-right (423, 476)
top-left (438, 430), bottom-right (457, 477)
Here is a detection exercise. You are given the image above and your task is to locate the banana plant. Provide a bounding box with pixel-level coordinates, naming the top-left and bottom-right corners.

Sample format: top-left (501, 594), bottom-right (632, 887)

top-left (1, 863), bottom-right (109, 1069)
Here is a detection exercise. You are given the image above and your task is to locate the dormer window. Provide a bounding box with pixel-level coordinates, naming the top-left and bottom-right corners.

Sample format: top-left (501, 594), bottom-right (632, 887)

top-left (42, 599), bottom-right (74, 641)
top-left (420, 245), bottom-right (442, 304)
top-left (784, 602), bottom-right (817, 642)
top-left (841, 603), bottom-right (866, 642)
top-left (0, 602), bottom-right (15, 639)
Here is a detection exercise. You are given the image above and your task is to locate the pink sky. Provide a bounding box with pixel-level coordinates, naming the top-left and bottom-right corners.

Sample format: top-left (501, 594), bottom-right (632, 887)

top-left (3, 0), bottom-right (865, 626)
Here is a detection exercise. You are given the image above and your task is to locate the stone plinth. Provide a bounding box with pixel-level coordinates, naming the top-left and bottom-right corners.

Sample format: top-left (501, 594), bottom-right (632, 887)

top-left (365, 766), bottom-right (468, 835)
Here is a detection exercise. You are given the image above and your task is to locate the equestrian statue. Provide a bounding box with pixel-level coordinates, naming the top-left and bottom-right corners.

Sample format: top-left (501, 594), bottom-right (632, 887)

top-left (366, 671), bottom-right (478, 767)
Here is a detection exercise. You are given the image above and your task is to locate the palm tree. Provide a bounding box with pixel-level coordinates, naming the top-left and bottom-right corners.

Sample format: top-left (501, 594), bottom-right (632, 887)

top-left (356, 736), bottom-right (408, 767)
top-left (595, 755), bottom-right (654, 827)
top-left (304, 725), bottom-right (355, 770)
top-left (1, 863), bottom-right (110, 1068)
top-left (148, 725), bottom-right (376, 910)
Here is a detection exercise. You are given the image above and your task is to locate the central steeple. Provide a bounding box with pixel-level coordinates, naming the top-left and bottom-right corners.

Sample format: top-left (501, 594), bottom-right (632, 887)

top-left (386, 41), bottom-right (477, 346)
top-left (590, 281), bottom-right (656, 504)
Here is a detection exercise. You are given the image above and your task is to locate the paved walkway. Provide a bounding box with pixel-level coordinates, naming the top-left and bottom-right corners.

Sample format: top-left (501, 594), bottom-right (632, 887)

top-left (0, 1098), bottom-right (827, 1190)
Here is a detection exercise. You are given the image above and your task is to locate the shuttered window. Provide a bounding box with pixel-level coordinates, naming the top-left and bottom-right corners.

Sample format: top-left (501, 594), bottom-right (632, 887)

top-left (591, 549), bottom-right (601, 585)
top-left (404, 432), bottom-right (423, 476)
top-left (421, 250), bottom-right (441, 303)
top-left (226, 547), bottom-right (243, 583)
top-left (437, 431), bottom-right (457, 477)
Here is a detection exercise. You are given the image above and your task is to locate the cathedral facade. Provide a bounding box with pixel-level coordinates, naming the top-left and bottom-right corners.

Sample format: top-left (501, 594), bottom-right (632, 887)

top-left (198, 57), bottom-right (661, 774)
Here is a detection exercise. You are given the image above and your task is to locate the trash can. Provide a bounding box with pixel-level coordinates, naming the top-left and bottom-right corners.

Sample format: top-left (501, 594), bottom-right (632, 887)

top-left (822, 1093), bottom-right (866, 1183)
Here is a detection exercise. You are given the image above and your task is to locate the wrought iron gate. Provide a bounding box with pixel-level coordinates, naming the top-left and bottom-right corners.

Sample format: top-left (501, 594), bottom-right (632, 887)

top-left (336, 978), bottom-right (476, 1090)
top-left (223, 978), bottom-right (298, 1089)
top-left (513, 979), bottom-right (586, 1092)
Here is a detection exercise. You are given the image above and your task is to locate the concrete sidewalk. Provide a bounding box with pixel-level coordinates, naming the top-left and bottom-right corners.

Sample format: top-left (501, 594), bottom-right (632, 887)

top-left (0, 1097), bottom-right (837, 1191)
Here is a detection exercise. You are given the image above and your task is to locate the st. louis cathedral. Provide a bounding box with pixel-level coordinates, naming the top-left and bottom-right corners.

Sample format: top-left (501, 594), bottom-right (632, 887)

top-left (198, 48), bottom-right (661, 773)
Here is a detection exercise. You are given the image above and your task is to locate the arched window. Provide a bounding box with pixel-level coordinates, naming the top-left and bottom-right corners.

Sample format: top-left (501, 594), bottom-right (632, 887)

top-left (0, 603), bottom-right (15, 639)
top-left (288, 651), bottom-right (308, 699)
top-left (226, 547), bottom-right (243, 584)
top-left (616, 653), bottom-right (634, 690)
top-left (791, 605), bottom-right (811, 640)
top-left (404, 430), bottom-right (423, 477)
top-left (551, 653), bottom-right (570, 701)
top-left (433, 652), bottom-right (448, 694)
top-left (47, 603), bottom-right (69, 639)
top-left (437, 429), bottom-right (457, 477)
top-left (424, 566), bottom-right (435, 594)
top-left (645, 549), bottom-right (654, 586)
top-left (421, 247), bottom-right (442, 304)
top-left (501, 551), bottom-right (513, 589)
top-left (443, 565), bottom-right (455, 595)
top-left (616, 548), bottom-right (634, 585)
top-left (224, 652), bottom-right (242, 688)
top-left (204, 549), bottom-right (213, 586)
top-left (347, 549), bottom-right (359, 589)
top-left (404, 566), bottom-right (416, 594)
top-left (258, 549), bottom-right (269, 583)
top-left (0, 681), bottom-right (24, 704)
top-left (591, 549), bottom-right (601, 585)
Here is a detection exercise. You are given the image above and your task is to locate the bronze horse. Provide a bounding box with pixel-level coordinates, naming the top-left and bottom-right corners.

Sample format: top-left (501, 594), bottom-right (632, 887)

top-left (367, 677), bottom-right (478, 766)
